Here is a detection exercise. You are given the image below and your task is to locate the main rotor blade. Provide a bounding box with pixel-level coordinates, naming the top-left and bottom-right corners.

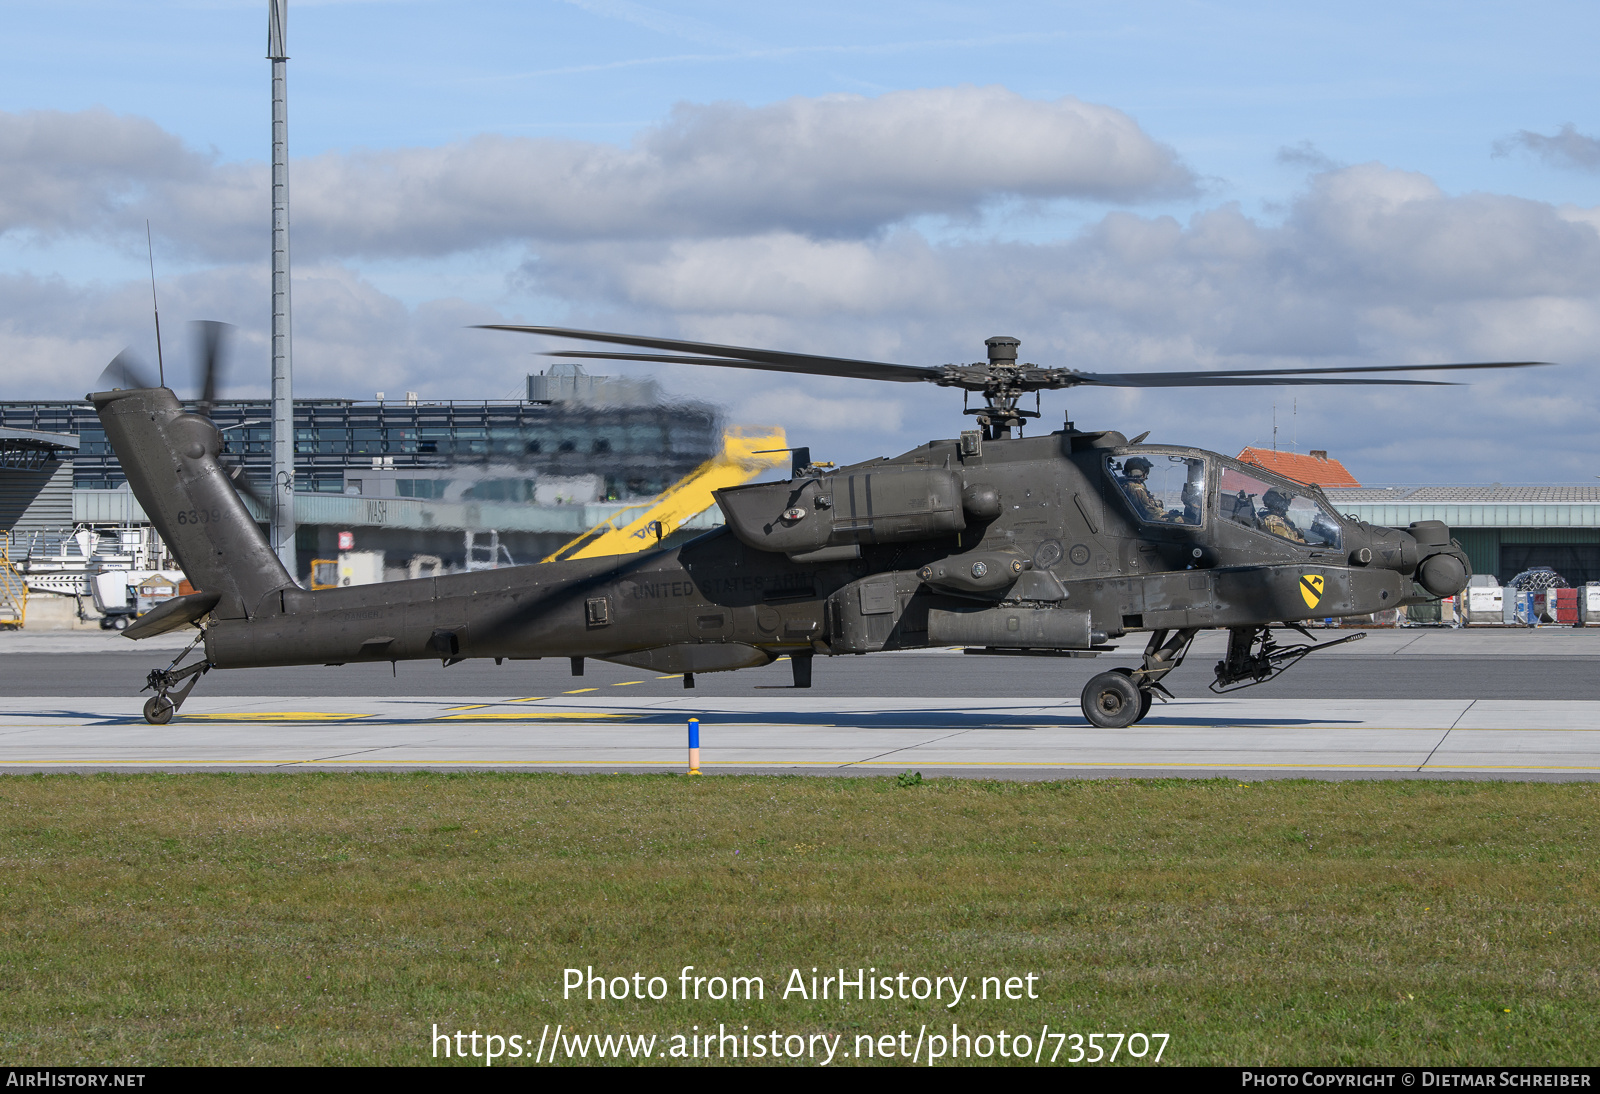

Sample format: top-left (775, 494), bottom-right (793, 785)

top-left (1076, 374), bottom-right (1457, 388)
top-left (190, 320), bottom-right (232, 414)
top-left (1087, 360), bottom-right (1551, 384)
top-left (94, 348), bottom-right (156, 392)
top-left (480, 324), bottom-right (940, 383)
top-left (483, 323), bottom-right (1554, 392)
top-left (540, 348), bottom-right (940, 381)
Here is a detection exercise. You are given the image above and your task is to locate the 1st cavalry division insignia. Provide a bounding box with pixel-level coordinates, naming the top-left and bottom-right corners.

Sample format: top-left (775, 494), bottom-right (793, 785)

top-left (1300, 573), bottom-right (1325, 609)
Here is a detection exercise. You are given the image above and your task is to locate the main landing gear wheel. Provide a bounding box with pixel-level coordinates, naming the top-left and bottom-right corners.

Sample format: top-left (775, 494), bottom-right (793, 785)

top-left (143, 695), bottom-right (175, 725)
top-left (1081, 670), bottom-right (1145, 729)
top-left (1111, 667), bottom-right (1155, 721)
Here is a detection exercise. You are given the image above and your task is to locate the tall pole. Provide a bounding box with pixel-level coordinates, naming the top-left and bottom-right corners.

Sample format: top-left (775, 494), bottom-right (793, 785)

top-left (268, 0), bottom-right (297, 576)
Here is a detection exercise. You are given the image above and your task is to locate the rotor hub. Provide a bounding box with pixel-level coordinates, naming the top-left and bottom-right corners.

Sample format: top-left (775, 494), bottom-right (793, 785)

top-left (984, 336), bottom-right (1020, 365)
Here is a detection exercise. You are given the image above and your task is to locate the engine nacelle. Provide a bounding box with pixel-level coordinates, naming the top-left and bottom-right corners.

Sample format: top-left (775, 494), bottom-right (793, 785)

top-left (717, 466), bottom-right (967, 555)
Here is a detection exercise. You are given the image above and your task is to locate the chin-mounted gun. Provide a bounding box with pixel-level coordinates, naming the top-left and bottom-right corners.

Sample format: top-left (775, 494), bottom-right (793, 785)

top-left (1211, 623), bottom-right (1366, 693)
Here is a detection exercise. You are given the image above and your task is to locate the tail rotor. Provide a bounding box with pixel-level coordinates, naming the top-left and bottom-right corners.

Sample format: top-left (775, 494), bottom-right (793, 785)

top-left (91, 322), bottom-right (268, 509)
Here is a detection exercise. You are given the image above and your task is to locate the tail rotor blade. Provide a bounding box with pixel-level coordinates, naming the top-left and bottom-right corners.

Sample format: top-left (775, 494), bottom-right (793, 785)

top-left (191, 321), bottom-right (232, 414)
top-left (224, 462), bottom-right (268, 509)
top-left (95, 348), bottom-right (155, 392)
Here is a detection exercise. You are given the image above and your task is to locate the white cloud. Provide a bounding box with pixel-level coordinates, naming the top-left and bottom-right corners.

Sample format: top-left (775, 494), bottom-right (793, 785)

top-left (508, 162), bottom-right (1600, 481)
top-left (2, 99), bottom-right (1594, 484)
top-left (524, 162), bottom-right (1600, 363)
top-left (0, 264), bottom-right (531, 404)
top-left (0, 87), bottom-right (1191, 261)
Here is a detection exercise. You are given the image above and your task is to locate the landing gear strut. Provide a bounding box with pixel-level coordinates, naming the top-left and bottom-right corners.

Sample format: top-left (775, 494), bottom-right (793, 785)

top-left (141, 630), bottom-right (212, 725)
top-left (1080, 628), bottom-right (1197, 729)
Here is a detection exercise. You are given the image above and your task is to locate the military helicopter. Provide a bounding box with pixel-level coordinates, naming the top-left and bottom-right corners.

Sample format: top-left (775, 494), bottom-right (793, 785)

top-left (93, 324), bottom-right (1540, 727)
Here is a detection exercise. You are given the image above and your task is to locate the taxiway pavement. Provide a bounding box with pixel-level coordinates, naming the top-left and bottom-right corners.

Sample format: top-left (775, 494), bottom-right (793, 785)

top-left (3, 628), bottom-right (1597, 778)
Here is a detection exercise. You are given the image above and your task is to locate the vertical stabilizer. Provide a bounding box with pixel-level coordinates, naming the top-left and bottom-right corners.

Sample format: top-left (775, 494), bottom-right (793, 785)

top-left (92, 386), bottom-right (298, 620)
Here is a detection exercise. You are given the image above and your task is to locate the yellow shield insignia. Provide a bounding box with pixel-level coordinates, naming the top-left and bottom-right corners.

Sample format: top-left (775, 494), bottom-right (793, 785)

top-left (1300, 573), bottom-right (1325, 609)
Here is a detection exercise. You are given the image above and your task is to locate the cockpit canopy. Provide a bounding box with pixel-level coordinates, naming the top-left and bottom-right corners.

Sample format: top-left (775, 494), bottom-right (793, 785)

top-left (1107, 449), bottom-right (1344, 550)
top-left (1217, 461), bottom-right (1343, 549)
top-left (1107, 451), bottom-right (1206, 527)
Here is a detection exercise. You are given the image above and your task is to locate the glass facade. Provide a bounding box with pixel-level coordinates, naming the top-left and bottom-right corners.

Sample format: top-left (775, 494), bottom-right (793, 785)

top-left (0, 398), bottom-right (720, 501)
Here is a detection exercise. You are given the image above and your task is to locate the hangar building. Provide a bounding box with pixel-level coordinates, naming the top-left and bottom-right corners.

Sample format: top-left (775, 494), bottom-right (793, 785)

top-left (1237, 447), bottom-right (1600, 588)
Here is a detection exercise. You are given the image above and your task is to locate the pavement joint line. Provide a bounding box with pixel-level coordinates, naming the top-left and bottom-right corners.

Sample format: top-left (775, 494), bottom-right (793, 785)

top-left (274, 745), bottom-right (405, 768)
top-left (839, 729), bottom-right (974, 770)
top-left (1419, 699), bottom-right (1478, 772)
top-left (1388, 633), bottom-right (1425, 656)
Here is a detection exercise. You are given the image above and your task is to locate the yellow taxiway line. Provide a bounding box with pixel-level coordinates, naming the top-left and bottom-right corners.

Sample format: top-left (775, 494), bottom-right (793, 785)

top-left (3, 759), bottom-right (1599, 771)
top-left (177, 713), bottom-right (372, 721)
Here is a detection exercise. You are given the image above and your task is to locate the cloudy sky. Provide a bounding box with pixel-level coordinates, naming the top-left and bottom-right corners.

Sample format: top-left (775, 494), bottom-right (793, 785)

top-left (2, 0), bottom-right (1597, 483)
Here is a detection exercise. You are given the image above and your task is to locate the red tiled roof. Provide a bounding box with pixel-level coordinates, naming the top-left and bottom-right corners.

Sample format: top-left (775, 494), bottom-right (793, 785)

top-left (1236, 447), bottom-right (1361, 488)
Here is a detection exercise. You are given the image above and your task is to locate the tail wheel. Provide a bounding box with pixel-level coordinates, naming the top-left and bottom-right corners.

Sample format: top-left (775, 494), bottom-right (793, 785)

top-left (143, 695), bottom-right (175, 725)
top-left (1081, 670), bottom-right (1144, 729)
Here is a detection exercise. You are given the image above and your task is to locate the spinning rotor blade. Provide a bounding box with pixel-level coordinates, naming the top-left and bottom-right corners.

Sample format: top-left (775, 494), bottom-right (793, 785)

top-left (186, 320), bottom-right (264, 509)
top-left (94, 348), bottom-right (156, 392)
top-left (191, 320), bottom-right (232, 414)
top-left (225, 463), bottom-right (268, 508)
top-left (478, 324), bottom-right (939, 383)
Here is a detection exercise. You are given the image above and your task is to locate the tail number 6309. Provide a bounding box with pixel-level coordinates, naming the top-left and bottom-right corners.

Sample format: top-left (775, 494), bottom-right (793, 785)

top-left (175, 508), bottom-right (222, 525)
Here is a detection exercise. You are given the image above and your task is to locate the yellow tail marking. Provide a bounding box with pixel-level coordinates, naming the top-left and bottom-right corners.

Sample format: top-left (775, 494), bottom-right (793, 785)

top-left (541, 425), bottom-right (788, 562)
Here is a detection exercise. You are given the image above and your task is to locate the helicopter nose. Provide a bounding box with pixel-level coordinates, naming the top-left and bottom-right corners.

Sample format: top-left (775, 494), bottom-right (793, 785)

top-left (1417, 552), bottom-right (1469, 597)
top-left (1366, 520), bottom-right (1470, 598)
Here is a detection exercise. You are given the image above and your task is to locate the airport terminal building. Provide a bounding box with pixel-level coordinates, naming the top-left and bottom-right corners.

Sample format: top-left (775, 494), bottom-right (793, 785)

top-left (0, 368), bottom-right (720, 580)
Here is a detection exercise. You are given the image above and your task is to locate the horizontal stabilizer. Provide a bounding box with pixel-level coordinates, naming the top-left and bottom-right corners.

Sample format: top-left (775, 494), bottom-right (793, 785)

top-left (123, 591), bottom-right (222, 640)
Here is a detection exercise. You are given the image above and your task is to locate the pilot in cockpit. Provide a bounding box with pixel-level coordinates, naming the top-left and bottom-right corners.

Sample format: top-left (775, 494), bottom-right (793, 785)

top-left (1259, 487), bottom-right (1307, 544)
top-left (1122, 457), bottom-right (1168, 521)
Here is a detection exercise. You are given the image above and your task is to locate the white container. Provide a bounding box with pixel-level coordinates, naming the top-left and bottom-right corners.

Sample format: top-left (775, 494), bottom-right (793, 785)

top-left (1584, 585), bottom-right (1600, 626)
top-left (336, 550), bottom-right (386, 587)
top-left (1464, 586), bottom-right (1504, 625)
top-left (89, 570), bottom-right (131, 614)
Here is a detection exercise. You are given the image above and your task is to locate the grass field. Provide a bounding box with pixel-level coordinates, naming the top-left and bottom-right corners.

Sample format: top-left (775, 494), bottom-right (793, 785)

top-left (1, 773), bottom-right (1596, 1066)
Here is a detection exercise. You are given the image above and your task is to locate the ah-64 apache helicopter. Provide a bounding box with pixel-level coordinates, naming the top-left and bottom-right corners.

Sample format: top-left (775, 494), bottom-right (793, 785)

top-left (93, 324), bottom-right (1540, 727)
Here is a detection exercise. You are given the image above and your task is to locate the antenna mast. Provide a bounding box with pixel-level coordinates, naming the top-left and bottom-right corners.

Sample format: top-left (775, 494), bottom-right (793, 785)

top-left (268, 0), bottom-right (297, 577)
top-left (145, 221), bottom-right (165, 388)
